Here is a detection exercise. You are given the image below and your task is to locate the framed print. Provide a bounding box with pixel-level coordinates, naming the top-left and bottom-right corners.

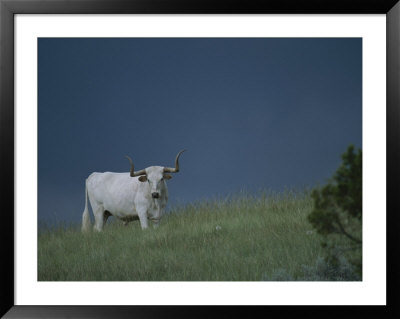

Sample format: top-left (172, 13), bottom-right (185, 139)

top-left (1, 0), bottom-right (399, 318)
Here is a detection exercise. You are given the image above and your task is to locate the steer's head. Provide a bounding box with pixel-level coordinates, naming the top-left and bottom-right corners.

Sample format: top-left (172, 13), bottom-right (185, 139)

top-left (126, 150), bottom-right (186, 199)
top-left (137, 167), bottom-right (172, 199)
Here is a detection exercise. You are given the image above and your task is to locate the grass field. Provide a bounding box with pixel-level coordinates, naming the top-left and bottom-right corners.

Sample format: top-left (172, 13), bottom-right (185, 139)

top-left (38, 189), bottom-right (357, 281)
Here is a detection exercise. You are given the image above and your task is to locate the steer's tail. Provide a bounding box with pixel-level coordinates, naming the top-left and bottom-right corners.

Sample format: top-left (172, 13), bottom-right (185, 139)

top-left (81, 179), bottom-right (91, 232)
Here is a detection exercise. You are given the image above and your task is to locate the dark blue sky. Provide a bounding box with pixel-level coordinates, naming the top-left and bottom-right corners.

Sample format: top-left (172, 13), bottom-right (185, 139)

top-left (38, 38), bottom-right (362, 225)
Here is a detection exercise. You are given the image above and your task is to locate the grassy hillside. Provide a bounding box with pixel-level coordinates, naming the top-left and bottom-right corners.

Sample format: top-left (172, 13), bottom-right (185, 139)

top-left (38, 189), bottom-right (345, 281)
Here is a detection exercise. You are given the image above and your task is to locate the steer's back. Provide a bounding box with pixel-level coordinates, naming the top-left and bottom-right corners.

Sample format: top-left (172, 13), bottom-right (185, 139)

top-left (86, 172), bottom-right (143, 218)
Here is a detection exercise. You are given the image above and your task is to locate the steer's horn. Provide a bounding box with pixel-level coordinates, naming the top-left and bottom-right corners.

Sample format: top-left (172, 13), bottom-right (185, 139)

top-left (164, 149), bottom-right (186, 173)
top-left (125, 156), bottom-right (147, 177)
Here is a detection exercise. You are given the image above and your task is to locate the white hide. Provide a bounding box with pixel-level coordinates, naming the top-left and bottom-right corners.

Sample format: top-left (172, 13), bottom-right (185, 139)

top-left (82, 166), bottom-right (170, 232)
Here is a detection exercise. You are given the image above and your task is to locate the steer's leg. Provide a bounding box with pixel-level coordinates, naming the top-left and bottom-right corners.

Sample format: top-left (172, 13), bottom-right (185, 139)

top-left (103, 210), bottom-right (111, 226)
top-left (136, 204), bottom-right (149, 229)
top-left (93, 206), bottom-right (105, 232)
top-left (152, 206), bottom-right (165, 228)
top-left (152, 209), bottom-right (163, 229)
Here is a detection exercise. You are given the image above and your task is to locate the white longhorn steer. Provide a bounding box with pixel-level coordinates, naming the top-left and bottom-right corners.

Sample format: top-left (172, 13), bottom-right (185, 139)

top-left (82, 150), bottom-right (186, 232)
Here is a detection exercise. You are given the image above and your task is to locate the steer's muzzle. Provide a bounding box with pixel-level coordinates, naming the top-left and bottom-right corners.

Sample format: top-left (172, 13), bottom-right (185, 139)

top-left (152, 192), bottom-right (160, 199)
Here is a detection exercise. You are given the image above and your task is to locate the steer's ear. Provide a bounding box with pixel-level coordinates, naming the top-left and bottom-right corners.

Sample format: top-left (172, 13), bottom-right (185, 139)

top-left (138, 175), bottom-right (148, 182)
top-left (163, 174), bottom-right (172, 180)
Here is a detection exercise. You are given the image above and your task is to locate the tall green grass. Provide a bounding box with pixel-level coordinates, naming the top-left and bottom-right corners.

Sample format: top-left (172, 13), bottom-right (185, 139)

top-left (38, 189), bottom-right (350, 281)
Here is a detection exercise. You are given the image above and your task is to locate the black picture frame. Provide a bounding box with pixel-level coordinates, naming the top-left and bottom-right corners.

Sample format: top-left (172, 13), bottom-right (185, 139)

top-left (1, 0), bottom-right (399, 318)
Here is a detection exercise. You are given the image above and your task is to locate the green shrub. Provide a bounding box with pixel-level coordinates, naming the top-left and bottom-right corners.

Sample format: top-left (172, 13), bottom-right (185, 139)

top-left (301, 255), bottom-right (359, 281)
top-left (308, 145), bottom-right (362, 277)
